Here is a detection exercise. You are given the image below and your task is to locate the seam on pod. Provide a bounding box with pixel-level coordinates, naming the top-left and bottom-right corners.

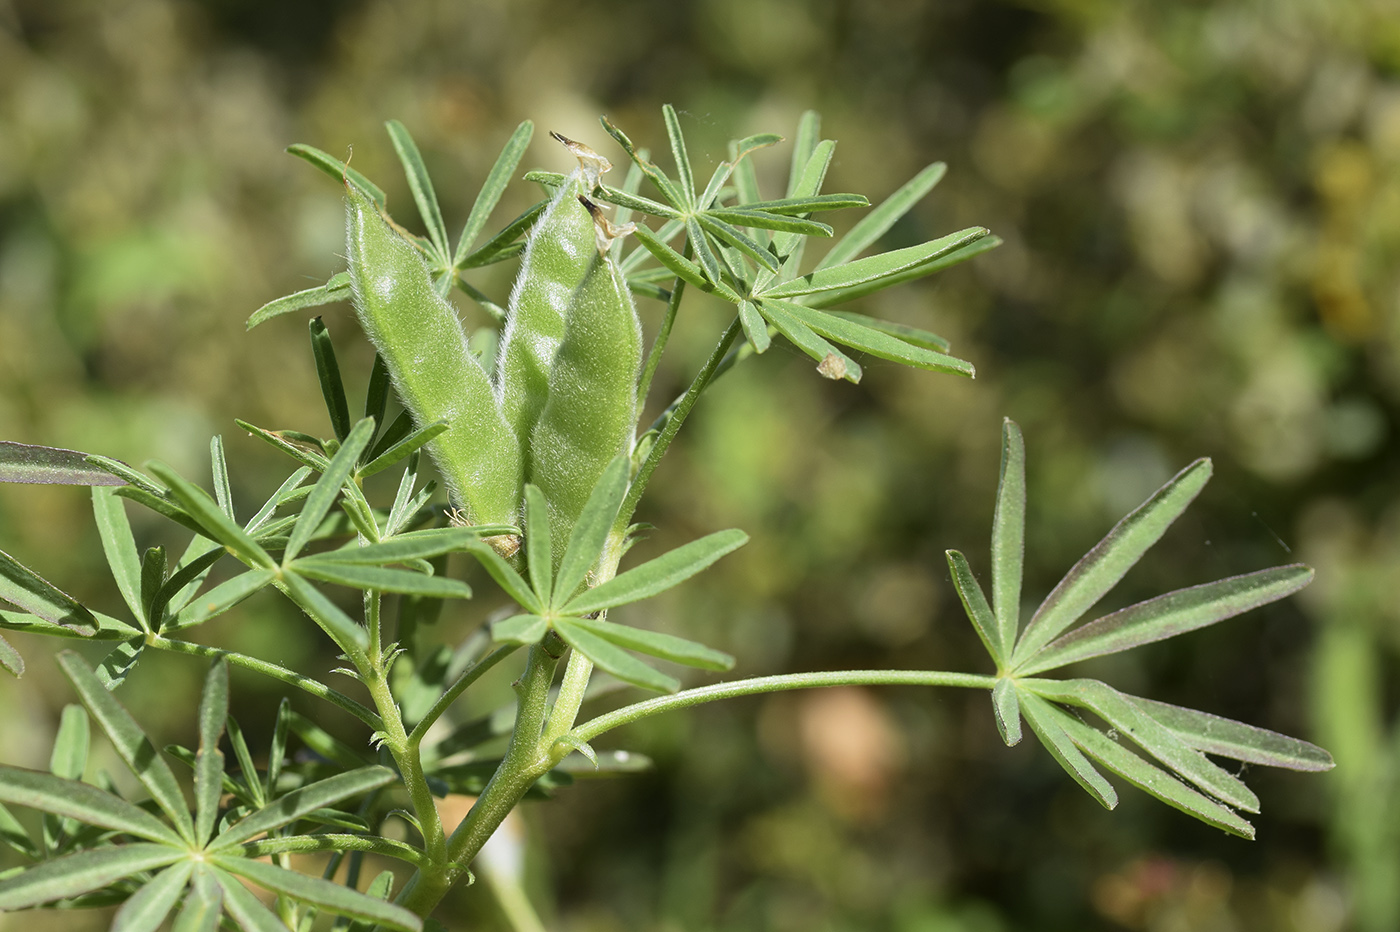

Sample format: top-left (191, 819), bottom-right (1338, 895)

top-left (495, 167), bottom-right (597, 481)
top-left (529, 195), bottom-right (643, 571)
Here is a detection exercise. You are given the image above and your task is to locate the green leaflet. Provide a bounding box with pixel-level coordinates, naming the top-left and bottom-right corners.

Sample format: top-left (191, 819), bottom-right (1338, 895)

top-left (1011, 458), bottom-right (1213, 665)
top-left (0, 844), bottom-right (182, 910)
top-left (0, 441), bottom-right (126, 487)
top-left (345, 181), bottom-right (521, 528)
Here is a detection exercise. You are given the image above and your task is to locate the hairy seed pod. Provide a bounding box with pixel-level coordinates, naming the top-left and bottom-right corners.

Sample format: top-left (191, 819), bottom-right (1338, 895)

top-left (529, 197), bottom-right (643, 566)
top-left (496, 167), bottom-right (598, 475)
top-left (345, 181), bottom-right (522, 527)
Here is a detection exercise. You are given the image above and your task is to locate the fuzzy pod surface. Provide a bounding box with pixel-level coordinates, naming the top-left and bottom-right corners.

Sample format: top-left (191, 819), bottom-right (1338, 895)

top-left (345, 181), bottom-right (522, 526)
top-left (529, 200), bottom-right (643, 567)
top-left (495, 169), bottom-right (597, 476)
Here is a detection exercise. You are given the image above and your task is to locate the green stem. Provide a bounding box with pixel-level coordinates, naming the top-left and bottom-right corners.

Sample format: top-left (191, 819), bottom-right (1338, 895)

top-left (365, 588), bottom-right (382, 664)
top-left (407, 644), bottom-right (520, 749)
top-left (615, 316), bottom-right (742, 537)
top-left (541, 650), bottom-right (593, 751)
top-left (571, 670), bottom-right (997, 745)
top-left (363, 662), bottom-right (448, 866)
top-left (398, 633), bottom-right (565, 917)
top-left (149, 634), bottom-right (381, 729)
top-left (635, 250), bottom-right (691, 411)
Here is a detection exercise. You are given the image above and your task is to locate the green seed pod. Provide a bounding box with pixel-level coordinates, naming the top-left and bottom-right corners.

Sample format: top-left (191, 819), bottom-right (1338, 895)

top-left (529, 198), bottom-right (643, 566)
top-left (345, 181), bottom-right (522, 527)
top-left (496, 136), bottom-right (609, 472)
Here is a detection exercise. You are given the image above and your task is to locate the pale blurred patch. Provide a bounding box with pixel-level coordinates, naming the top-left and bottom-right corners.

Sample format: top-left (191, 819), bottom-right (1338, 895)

top-left (796, 686), bottom-right (904, 823)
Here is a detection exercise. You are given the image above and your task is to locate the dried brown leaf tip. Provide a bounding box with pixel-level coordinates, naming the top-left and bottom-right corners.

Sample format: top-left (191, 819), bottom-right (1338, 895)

top-left (550, 131), bottom-right (611, 190)
top-left (581, 196), bottom-right (636, 254)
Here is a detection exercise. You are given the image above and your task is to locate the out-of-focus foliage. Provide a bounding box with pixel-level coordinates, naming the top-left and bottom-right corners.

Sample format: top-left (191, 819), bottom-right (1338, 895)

top-left (0, 0), bottom-right (1392, 929)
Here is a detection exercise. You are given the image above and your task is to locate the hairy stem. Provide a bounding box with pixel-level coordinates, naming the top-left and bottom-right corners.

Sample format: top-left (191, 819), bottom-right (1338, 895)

top-left (363, 660), bottom-right (448, 865)
top-left (616, 316), bottom-right (742, 537)
top-left (365, 587), bottom-right (382, 663)
top-left (398, 632), bottom-right (565, 917)
top-left (635, 252), bottom-right (691, 411)
top-left (570, 670), bottom-right (997, 745)
top-left (541, 650), bottom-right (593, 751)
top-left (407, 643), bottom-right (520, 749)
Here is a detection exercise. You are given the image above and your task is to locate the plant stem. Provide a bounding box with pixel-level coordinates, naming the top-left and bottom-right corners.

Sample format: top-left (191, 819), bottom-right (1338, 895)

top-left (362, 661), bottom-right (448, 865)
top-left (569, 670), bottom-right (997, 745)
top-left (398, 632), bottom-right (565, 917)
top-left (541, 650), bottom-right (593, 751)
top-left (616, 316), bottom-right (742, 536)
top-left (407, 643), bottom-right (520, 749)
top-left (635, 249), bottom-right (691, 410)
top-left (149, 634), bottom-right (382, 729)
top-left (365, 588), bottom-right (382, 663)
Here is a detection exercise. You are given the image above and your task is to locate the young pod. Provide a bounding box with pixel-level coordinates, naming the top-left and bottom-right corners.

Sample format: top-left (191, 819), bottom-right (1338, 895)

top-left (496, 136), bottom-right (611, 473)
top-left (529, 198), bottom-right (643, 567)
top-left (345, 181), bottom-right (522, 527)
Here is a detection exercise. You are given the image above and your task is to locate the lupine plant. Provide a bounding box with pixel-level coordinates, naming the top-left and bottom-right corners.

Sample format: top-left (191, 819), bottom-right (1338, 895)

top-left (0, 107), bottom-right (1332, 930)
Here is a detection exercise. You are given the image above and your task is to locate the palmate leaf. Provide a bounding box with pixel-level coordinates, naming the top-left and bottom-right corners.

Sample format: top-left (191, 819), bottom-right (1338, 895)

top-left (950, 420), bottom-right (1331, 833)
top-left (469, 458), bottom-right (744, 690)
top-left (598, 110), bottom-right (986, 384)
top-left (0, 665), bottom-right (408, 930)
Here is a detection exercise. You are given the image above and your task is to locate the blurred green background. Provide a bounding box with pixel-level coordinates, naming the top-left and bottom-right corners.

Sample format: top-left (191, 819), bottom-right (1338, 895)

top-left (1, 0), bottom-right (1396, 929)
